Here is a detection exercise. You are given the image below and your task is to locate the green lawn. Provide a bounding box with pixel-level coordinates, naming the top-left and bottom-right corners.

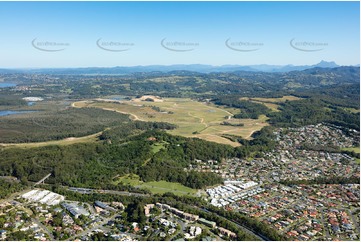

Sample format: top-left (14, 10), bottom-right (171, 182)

top-left (113, 174), bottom-right (143, 186)
top-left (113, 174), bottom-right (197, 196)
top-left (140, 180), bottom-right (197, 196)
top-left (342, 147), bottom-right (360, 153)
top-left (341, 147), bottom-right (360, 164)
top-left (151, 141), bottom-right (168, 154)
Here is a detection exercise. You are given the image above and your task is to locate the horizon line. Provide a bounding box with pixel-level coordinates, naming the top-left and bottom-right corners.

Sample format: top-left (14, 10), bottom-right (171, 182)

top-left (2, 61), bottom-right (360, 70)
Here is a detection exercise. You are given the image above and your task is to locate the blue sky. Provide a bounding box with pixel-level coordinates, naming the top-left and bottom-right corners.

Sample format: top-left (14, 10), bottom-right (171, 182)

top-left (0, 1), bottom-right (359, 68)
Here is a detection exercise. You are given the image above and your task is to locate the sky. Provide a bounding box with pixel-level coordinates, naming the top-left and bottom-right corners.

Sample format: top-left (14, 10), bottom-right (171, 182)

top-left (0, 1), bottom-right (359, 68)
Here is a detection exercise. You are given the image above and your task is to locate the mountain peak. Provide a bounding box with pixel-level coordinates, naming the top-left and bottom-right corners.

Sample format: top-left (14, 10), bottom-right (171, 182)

top-left (315, 60), bottom-right (338, 68)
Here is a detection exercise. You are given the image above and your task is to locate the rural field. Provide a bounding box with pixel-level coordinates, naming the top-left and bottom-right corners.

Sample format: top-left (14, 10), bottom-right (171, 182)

top-left (113, 174), bottom-right (197, 196)
top-left (73, 97), bottom-right (269, 146)
top-left (248, 95), bottom-right (302, 102)
top-left (0, 132), bottom-right (100, 149)
top-left (240, 95), bottom-right (302, 112)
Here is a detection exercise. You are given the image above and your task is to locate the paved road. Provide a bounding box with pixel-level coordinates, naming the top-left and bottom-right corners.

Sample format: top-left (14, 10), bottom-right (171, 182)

top-left (32, 218), bottom-right (55, 240)
top-left (84, 202), bottom-right (96, 215)
top-left (24, 184), bottom-right (268, 240)
top-left (68, 187), bottom-right (150, 197)
top-left (34, 173), bottom-right (52, 186)
top-left (67, 213), bottom-right (118, 240)
top-left (320, 208), bottom-right (331, 238)
top-left (198, 207), bottom-right (268, 241)
top-left (349, 208), bottom-right (360, 234)
top-left (2, 188), bottom-right (33, 213)
top-left (69, 186), bottom-right (266, 240)
top-left (169, 217), bottom-right (187, 241)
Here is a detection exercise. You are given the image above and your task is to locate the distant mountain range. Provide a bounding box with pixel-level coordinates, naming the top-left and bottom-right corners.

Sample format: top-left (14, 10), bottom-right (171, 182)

top-left (0, 61), bottom-right (357, 75)
top-left (247, 60), bottom-right (340, 72)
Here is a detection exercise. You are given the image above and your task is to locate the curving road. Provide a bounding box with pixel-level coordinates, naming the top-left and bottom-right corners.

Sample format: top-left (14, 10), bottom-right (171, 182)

top-left (198, 207), bottom-right (268, 241)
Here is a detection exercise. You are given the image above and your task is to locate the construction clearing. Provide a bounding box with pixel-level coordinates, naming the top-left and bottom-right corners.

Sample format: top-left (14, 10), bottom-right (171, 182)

top-left (73, 97), bottom-right (269, 147)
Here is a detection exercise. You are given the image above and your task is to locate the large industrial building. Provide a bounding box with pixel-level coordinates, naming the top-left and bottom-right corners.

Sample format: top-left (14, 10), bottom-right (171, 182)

top-left (21, 189), bottom-right (64, 205)
top-left (62, 202), bottom-right (90, 219)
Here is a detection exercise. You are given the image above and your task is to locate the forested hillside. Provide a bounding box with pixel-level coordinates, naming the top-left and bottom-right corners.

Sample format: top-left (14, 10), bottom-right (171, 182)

top-left (0, 108), bottom-right (130, 143)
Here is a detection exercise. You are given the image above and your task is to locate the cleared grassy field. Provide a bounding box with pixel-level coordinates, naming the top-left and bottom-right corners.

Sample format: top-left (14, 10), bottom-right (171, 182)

top-left (341, 147), bottom-right (360, 164)
top-left (140, 181), bottom-right (197, 195)
top-left (151, 141), bottom-right (168, 154)
top-left (342, 147), bottom-right (360, 153)
top-left (0, 132), bottom-right (100, 149)
top-left (113, 174), bottom-right (143, 186)
top-left (344, 108), bottom-right (360, 114)
top-left (240, 95), bottom-right (302, 112)
top-left (250, 95), bottom-right (302, 102)
top-left (113, 174), bottom-right (197, 196)
top-left (251, 101), bottom-right (280, 112)
top-left (199, 115), bottom-right (269, 139)
top-left (73, 98), bottom-right (269, 146)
